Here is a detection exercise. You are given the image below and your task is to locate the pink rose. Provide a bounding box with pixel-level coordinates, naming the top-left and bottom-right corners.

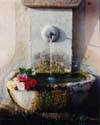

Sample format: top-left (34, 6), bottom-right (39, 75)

top-left (16, 74), bottom-right (28, 82)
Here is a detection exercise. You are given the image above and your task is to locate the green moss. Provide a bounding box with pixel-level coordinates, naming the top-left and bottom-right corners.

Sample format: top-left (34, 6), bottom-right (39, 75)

top-left (33, 59), bottom-right (90, 83)
top-left (34, 60), bottom-right (65, 74)
top-left (40, 91), bottom-right (53, 111)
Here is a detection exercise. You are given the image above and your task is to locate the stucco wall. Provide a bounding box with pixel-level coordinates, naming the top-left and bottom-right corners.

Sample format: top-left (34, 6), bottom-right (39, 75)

top-left (85, 0), bottom-right (100, 75)
top-left (0, 0), bottom-right (30, 104)
top-left (72, 0), bottom-right (100, 75)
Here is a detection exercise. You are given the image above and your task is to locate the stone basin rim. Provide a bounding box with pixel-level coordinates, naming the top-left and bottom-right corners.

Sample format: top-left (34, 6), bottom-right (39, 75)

top-left (67, 74), bottom-right (95, 87)
top-left (6, 73), bottom-right (95, 89)
top-left (7, 74), bottom-right (95, 92)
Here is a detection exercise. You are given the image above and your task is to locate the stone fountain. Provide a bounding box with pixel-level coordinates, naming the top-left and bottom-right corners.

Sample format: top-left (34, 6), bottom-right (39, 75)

top-left (6, 0), bottom-right (95, 117)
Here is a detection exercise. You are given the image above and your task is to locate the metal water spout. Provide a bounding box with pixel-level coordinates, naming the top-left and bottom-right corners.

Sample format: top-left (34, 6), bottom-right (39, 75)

top-left (41, 25), bottom-right (60, 42)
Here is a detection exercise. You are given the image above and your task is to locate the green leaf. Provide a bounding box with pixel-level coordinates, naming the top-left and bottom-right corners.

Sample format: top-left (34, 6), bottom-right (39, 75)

top-left (19, 67), bottom-right (26, 74)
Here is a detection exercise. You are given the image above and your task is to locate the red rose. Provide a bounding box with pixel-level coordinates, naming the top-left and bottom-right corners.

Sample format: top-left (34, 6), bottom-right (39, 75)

top-left (25, 77), bottom-right (37, 90)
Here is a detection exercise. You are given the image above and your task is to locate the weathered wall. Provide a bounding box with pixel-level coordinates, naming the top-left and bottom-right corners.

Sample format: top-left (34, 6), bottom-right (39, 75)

top-left (29, 9), bottom-right (72, 70)
top-left (72, 0), bottom-right (100, 75)
top-left (0, 0), bottom-right (30, 104)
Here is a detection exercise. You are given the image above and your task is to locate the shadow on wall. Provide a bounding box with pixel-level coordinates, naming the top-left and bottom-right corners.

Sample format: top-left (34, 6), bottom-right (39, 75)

top-left (72, 0), bottom-right (99, 72)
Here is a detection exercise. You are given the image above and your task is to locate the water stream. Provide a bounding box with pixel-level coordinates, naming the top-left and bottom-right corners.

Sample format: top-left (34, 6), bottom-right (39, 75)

top-left (49, 38), bottom-right (53, 77)
top-left (47, 38), bottom-right (56, 84)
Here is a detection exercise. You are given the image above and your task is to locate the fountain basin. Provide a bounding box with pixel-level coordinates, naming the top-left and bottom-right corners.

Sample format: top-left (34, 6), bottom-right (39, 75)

top-left (7, 72), bottom-right (95, 112)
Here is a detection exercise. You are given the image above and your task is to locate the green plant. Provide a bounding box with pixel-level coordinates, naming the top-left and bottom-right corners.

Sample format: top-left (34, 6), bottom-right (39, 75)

top-left (18, 68), bottom-right (36, 77)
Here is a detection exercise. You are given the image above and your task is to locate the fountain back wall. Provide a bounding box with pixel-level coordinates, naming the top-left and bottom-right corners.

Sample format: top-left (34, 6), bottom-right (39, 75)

top-left (30, 9), bottom-right (72, 70)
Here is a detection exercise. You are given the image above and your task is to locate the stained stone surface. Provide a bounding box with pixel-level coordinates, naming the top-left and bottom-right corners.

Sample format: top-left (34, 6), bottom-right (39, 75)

top-left (6, 73), bottom-right (95, 112)
top-left (30, 9), bottom-right (72, 70)
top-left (23, 0), bottom-right (81, 8)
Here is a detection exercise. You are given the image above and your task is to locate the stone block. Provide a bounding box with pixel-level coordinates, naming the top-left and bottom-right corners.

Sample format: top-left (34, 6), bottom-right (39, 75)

top-left (23, 0), bottom-right (81, 8)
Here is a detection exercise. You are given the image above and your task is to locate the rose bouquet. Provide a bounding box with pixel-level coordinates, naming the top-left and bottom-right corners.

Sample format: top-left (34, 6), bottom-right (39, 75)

top-left (6, 68), bottom-right (37, 91)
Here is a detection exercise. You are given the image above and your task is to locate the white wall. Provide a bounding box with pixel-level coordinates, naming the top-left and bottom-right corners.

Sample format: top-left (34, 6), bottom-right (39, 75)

top-left (0, 0), bottom-right (30, 104)
top-left (84, 0), bottom-right (100, 75)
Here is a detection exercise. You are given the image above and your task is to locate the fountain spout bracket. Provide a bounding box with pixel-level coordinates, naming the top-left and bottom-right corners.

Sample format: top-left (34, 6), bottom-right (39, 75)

top-left (41, 25), bottom-right (60, 42)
